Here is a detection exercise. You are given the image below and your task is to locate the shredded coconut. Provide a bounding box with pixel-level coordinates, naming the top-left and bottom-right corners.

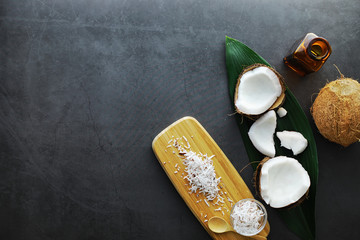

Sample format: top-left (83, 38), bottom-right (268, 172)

top-left (215, 195), bottom-right (225, 204)
top-left (230, 200), bottom-right (266, 236)
top-left (214, 207), bottom-right (222, 212)
top-left (167, 136), bottom-right (222, 204)
top-left (182, 150), bottom-right (221, 201)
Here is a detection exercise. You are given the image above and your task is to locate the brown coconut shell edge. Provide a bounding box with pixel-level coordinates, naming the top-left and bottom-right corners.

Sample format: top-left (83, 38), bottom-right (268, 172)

top-left (254, 157), bottom-right (310, 210)
top-left (234, 63), bottom-right (286, 120)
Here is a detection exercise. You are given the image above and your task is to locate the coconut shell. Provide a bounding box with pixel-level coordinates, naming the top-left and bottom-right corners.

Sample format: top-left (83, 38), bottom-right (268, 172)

top-left (254, 157), bottom-right (309, 209)
top-left (311, 78), bottom-right (360, 147)
top-left (234, 63), bottom-right (286, 120)
top-left (253, 157), bottom-right (270, 196)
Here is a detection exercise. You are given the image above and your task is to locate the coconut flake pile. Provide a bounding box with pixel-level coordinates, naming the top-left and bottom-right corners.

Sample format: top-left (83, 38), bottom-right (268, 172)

top-left (183, 151), bottom-right (221, 201)
top-left (230, 200), bottom-right (265, 236)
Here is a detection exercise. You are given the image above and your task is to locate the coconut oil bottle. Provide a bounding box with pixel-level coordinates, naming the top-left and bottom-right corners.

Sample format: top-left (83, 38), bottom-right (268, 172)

top-left (284, 33), bottom-right (332, 76)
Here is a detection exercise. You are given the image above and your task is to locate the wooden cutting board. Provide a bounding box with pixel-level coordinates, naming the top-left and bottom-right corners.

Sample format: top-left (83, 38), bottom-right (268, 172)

top-left (152, 116), bottom-right (270, 240)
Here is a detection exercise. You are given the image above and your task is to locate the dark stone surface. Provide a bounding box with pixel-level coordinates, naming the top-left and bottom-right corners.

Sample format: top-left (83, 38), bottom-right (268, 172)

top-left (0, 0), bottom-right (359, 239)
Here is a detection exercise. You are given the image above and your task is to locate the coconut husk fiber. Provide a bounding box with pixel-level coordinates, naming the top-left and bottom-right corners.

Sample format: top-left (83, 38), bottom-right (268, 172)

top-left (311, 78), bottom-right (360, 147)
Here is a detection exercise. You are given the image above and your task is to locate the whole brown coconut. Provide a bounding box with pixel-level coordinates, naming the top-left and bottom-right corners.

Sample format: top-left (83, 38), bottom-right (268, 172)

top-left (311, 74), bottom-right (360, 147)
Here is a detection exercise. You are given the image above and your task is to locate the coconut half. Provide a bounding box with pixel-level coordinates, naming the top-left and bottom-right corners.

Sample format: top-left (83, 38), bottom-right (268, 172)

top-left (248, 110), bottom-right (276, 157)
top-left (254, 156), bottom-right (310, 208)
top-left (276, 131), bottom-right (308, 155)
top-left (234, 64), bottom-right (285, 117)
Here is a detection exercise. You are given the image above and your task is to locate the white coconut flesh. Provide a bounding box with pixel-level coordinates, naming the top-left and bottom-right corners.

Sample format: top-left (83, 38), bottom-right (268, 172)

top-left (276, 131), bottom-right (308, 155)
top-left (277, 107), bottom-right (287, 117)
top-left (259, 156), bottom-right (310, 208)
top-left (235, 66), bottom-right (282, 115)
top-left (248, 110), bottom-right (276, 157)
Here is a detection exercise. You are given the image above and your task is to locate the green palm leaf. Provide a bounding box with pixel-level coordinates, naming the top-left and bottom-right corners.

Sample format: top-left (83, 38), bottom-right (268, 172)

top-left (225, 36), bottom-right (318, 240)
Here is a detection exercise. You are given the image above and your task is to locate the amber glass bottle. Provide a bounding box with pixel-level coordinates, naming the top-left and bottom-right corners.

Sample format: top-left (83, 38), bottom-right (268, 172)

top-left (284, 33), bottom-right (332, 76)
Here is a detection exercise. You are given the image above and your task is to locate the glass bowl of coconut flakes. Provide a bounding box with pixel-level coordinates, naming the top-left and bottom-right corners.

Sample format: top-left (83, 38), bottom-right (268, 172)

top-left (230, 198), bottom-right (267, 236)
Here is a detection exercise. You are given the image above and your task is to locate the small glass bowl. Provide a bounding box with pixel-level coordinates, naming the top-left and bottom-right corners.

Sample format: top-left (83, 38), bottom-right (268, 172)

top-left (230, 198), bottom-right (267, 236)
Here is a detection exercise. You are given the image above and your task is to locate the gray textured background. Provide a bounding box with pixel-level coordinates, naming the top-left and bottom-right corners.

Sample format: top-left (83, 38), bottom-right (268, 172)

top-left (0, 0), bottom-right (359, 239)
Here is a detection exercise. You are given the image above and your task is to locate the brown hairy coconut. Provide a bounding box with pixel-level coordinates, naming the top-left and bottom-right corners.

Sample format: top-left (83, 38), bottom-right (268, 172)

top-left (254, 156), bottom-right (310, 209)
top-left (311, 70), bottom-right (360, 147)
top-left (234, 64), bottom-right (286, 119)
